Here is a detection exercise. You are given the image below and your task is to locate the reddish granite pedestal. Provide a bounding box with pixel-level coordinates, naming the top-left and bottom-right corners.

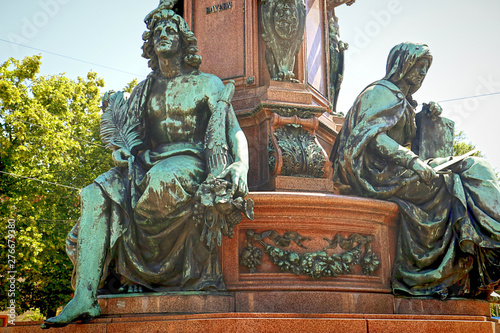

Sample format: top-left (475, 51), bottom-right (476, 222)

top-left (97, 292), bottom-right (235, 315)
top-left (3, 193), bottom-right (498, 333)
top-left (222, 192), bottom-right (398, 293)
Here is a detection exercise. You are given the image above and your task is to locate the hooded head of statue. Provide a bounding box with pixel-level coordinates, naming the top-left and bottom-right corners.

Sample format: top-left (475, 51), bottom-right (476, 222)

top-left (384, 42), bottom-right (433, 100)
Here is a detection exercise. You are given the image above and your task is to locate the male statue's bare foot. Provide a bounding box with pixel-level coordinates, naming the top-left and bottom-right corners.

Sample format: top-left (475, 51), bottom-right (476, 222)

top-left (40, 298), bottom-right (100, 329)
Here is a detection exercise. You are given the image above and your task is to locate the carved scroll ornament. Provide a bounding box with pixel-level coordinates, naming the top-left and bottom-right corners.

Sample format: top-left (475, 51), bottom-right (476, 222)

top-left (268, 111), bottom-right (331, 178)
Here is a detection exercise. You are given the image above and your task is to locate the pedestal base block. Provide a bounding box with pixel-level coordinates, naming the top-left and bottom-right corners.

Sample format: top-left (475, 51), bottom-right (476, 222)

top-left (263, 81), bottom-right (313, 104)
top-left (365, 316), bottom-right (496, 333)
top-left (395, 297), bottom-right (492, 316)
top-left (97, 292), bottom-right (234, 315)
top-left (221, 192), bottom-right (399, 293)
top-left (234, 291), bottom-right (394, 314)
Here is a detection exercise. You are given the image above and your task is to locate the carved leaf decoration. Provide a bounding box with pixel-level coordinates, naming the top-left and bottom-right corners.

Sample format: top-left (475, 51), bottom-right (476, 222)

top-left (272, 107), bottom-right (316, 119)
top-left (274, 126), bottom-right (326, 178)
top-left (240, 231), bottom-right (380, 278)
top-left (100, 91), bottom-right (142, 153)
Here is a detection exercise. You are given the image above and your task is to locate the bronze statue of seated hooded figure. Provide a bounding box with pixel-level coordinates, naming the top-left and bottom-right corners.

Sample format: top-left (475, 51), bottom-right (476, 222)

top-left (331, 42), bottom-right (500, 300)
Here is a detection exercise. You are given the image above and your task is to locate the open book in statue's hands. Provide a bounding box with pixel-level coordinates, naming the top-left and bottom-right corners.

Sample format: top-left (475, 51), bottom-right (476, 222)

top-left (433, 148), bottom-right (479, 173)
top-left (404, 148), bottom-right (480, 186)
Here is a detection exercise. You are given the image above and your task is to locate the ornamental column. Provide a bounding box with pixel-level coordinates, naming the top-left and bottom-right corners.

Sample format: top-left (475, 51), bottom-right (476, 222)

top-left (183, 0), bottom-right (356, 191)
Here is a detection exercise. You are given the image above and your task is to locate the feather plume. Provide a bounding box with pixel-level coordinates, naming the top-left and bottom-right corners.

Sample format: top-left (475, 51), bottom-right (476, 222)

top-left (100, 91), bottom-right (142, 153)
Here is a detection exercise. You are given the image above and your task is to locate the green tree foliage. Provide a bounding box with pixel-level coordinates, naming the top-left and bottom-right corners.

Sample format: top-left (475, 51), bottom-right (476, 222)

top-left (0, 56), bottom-right (114, 318)
top-left (453, 131), bottom-right (483, 157)
top-left (453, 131), bottom-right (499, 181)
top-left (123, 78), bottom-right (138, 93)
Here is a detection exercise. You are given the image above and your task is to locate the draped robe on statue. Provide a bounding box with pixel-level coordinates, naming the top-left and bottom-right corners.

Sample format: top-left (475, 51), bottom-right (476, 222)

top-left (66, 73), bottom-right (226, 292)
top-left (330, 44), bottom-right (500, 298)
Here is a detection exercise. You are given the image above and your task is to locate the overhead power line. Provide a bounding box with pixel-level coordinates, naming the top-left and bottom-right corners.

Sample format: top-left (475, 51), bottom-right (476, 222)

top-left (35, 218), bottom-right (76, 227)
top-left (2, 36), bottom-right (500, 107)
top-left (437, 92), bottom-right (500, 103)
top-left (0, 38), bottom-right (145, 78)
top-left (2, 217), bottom-right (76, 228)
top-left (1, 37), bottom-right (499, 105)
top-left (0, 170), bottom-right (81, 191)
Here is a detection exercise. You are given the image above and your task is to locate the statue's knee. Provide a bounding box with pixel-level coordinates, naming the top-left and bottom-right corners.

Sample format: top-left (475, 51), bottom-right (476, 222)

top-left (81, 183), bottom-right (100, 197)
top-left (463, 156), bottom-right (485, 169)
top-left (80, 183), bottom-right (107, 206)
top-left (146, 169), bottom-right (178, 188)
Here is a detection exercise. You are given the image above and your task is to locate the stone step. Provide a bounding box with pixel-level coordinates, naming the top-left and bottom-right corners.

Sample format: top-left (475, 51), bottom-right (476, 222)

top-left (2, 313), bottom-right (497, 333)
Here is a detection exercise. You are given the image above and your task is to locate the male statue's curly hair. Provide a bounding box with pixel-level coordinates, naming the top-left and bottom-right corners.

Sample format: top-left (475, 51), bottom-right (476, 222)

top-left (141, 9), bottom-right (202, 72)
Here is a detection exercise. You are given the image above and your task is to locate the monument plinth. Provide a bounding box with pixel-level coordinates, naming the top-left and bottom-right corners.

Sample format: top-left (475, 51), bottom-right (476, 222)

top-left (221, 192), bottom-right (398, 293)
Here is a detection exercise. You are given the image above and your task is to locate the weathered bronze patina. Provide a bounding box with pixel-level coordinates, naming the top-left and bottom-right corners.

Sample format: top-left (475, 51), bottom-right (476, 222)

top-left (327, 12), bottom-right (348, 114)
top-left (411, 103), bottom-right (455, 160)
top-left (43, 0), bottom-right (252, 328)
top-left (260, 0), bottom-right (306, 82)
top-left (331, 42), bottom-right (500, 299)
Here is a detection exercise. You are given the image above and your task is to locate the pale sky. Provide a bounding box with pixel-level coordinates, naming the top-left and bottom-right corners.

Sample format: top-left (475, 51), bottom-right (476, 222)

top-left (1, 0), bottom-right (499, 170)
top-left (335, 0), bottom-right (500, 171)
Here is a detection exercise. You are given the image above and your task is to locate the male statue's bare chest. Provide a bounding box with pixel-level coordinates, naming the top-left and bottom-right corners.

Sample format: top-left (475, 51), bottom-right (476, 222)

top-left (148, 77), bottom-right (204, 118)
top-left (146, 76), bottom-right (210, 145)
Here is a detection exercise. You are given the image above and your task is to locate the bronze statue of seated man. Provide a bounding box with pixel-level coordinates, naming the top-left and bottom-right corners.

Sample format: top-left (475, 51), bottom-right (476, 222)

top-left (43, 1), bottom-right (252, 328)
